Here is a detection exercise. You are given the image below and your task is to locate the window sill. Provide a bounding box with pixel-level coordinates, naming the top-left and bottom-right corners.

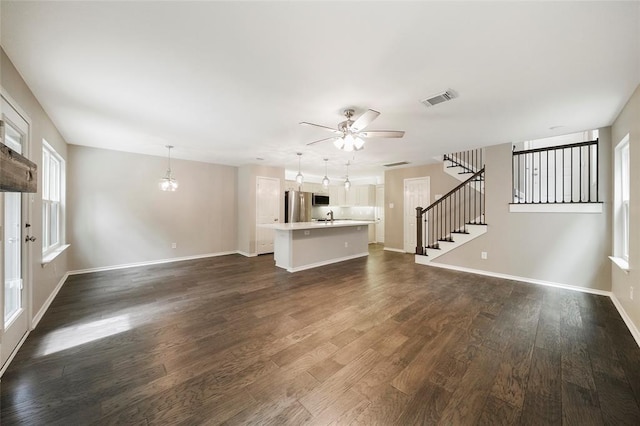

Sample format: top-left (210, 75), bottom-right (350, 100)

top-left (41, 244), bottom-right (70, 266)
top-left (509, 203), bottom-right (603, 213)
top-left (609, 256), bottom-right (629, 273)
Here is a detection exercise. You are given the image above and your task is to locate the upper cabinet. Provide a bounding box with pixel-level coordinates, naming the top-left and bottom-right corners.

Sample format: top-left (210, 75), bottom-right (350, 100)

top-left (354, 185), bottom-right (375, 206)
top-left (285, 181), bottom-right (375, 207)
top-left (284, 180), bottom-right (329, 195)
top-left (329, 185), bottom-right (346, 206)
top-left (330, 184), bottom-right (375, 207)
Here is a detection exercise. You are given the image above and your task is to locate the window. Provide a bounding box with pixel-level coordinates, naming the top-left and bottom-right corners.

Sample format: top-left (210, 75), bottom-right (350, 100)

top-left (42, 140), bottom-right (64, 254)
top-left (614, 134), bottom-right (630, 263)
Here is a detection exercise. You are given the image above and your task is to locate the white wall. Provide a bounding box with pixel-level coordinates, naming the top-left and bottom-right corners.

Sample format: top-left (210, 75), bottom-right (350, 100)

top-left (1, 48), bottom-right (69, 319)
top-left (67, 146), bottom-right (237, 270)
top-left (433, 137), bottom-right (611, 292)
top-left (237, 164), bottom-right (285, 256)
top-left (611, 84), bottom-right (640, 333)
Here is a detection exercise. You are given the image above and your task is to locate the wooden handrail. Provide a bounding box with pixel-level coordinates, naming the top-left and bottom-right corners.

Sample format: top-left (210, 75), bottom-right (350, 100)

top-left (421, 167), bottom-right (484, 215)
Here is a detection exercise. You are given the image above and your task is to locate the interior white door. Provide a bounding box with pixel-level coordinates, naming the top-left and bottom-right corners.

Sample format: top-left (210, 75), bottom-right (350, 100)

top-left (256, 176), bottom-right (280, 254)
top-left (375, 185), bottom-right (384, 243)
top-left (1, 94), bottom-right (31, 371)
top-left (404, 177), bottom-right (430, 253)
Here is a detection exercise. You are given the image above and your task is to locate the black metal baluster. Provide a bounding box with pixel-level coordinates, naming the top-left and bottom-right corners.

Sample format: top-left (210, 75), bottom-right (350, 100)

top-left (588, 145), bottom-right (592, 202)
top-left (536, 150), bottom-right (541, 203)
top-left (596, 139), bottom-right (599, 202)
top-left (546, 150), bottom-right (549, 203)
top-left (580, 145), bottom-right (583, 201)
top-left (562, 148), bottom-right (565, 203)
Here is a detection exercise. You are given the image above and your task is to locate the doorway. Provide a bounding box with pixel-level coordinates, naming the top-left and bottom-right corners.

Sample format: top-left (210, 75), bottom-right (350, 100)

top-left (403, 177), bottom-right (430, 253)
top-left (1, 93), bottom-right (32, 372)
top-left (255, 176), bottom-right (280, 254)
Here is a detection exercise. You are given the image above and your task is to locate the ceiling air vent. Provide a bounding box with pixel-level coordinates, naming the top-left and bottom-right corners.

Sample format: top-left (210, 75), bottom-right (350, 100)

top-left (421, 89), bottom-right (456, 107)
top-left (384, 161), bottom-right (410, 167)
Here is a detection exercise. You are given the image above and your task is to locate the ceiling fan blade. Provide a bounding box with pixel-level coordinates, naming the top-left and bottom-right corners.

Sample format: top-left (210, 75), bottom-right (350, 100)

top-left (306, 136), bottom-right (338, 146)
top-left (299, 122), bottom-right (341, 134)
top-left (359, 130), bottom-right (405, 138)
top-left (350, 109), bottom-right (380, 132)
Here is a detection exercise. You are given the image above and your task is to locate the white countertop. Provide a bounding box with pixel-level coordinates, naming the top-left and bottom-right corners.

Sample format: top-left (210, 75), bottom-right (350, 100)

top-left (260, 220), bottom-right (375, 231)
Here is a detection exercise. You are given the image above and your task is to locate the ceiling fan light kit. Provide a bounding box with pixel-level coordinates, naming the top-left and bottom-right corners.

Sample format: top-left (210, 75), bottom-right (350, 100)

top-left (302, 108), bottom-right (404, 152)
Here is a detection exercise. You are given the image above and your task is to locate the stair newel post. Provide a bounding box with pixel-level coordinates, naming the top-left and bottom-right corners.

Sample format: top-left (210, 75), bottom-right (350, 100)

top-left (415, 207), bottom-right (424, 255)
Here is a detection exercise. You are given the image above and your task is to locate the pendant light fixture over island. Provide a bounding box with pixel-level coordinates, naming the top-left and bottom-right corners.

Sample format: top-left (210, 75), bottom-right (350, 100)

top-left (159, 145), bottom-right (178, 191)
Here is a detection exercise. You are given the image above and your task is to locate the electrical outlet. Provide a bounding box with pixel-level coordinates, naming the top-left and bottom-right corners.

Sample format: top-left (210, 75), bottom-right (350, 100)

top-left (631, 286), bottom-right (634, 300)
top-left (481, 251), bottom-right (488, 260)
top-left (171, 242), bottom-right (177, 249)
top-left (344, 242), bottom-right (348, 248)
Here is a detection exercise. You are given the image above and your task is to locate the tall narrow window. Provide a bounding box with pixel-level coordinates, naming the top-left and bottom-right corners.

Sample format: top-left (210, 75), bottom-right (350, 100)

top-left (614, 135), bottom-right (630, 263)
top-left (42, 140), bottom-right (64, 254)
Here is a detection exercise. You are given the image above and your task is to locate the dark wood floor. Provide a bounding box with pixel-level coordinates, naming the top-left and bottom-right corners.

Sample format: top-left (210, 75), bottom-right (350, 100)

top-left (1, 245), bottom-right (639, 425)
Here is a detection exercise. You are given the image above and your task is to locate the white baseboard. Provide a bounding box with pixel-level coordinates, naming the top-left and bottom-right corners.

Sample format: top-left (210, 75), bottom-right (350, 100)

top-left (610, 293), bottom-right (640, 348)
top-left (383, 247), bottom-right (406, 254)
top-left (32, 272), bottom-right (69, 329)
top-left (280, 252), bottom-right (369, 273)
top-left (0, 331), bottom-right (30, 377)
top-left (68, 251), bottom-right (238, 275)
top-left (418, 259), bottom-right (640, 348)
top-left (419, 259), bottom-right (612, 297)
top-left (236, 251), bottom-right (258, 258)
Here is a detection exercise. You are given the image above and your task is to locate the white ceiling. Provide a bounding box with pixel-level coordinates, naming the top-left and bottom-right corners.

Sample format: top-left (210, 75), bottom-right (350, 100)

top-left (2, 1), bottom-right (639, 182)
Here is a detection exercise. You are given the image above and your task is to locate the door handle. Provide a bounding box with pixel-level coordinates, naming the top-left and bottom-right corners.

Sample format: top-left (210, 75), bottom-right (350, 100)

top-left (25, 236), bottom-right (36, 243)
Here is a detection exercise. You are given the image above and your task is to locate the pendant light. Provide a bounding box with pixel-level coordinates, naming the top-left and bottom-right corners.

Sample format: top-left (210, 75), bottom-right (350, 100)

top-left (159, 145), bottom-right (178, 191)
top-left (295, 152), bottom-right (304, 185)
top-left (344, 161), bottom-right (351, 190)
top-left (322, 158), bottom-right (330, 188)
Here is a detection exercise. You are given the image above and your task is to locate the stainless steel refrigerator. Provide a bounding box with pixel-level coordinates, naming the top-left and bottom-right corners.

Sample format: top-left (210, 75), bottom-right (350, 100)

top-left (284, 190), bottom-right (312, 223)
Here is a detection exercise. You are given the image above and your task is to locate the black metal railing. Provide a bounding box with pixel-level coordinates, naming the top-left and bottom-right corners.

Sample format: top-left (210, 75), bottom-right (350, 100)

top-left (512, 139), bottom-right (599, 204)
top-left (416, 168), bottom-right (485, 255)
top-left (443, 148), bottom-right (484, 174)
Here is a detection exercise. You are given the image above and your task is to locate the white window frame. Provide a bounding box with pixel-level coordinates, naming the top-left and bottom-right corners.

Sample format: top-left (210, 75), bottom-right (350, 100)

top-left (613, 134), bottom-right (630, 265)
top-left (42, 140), bottom-right (65, 256)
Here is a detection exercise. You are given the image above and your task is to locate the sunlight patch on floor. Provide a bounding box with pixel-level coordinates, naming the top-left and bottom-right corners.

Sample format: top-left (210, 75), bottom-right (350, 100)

top-left (37, 314), bottom-right (132, 356)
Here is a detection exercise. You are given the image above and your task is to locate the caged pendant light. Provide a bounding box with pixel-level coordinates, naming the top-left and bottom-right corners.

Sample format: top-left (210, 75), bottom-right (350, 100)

top-left (322, 158), bottom-right (330, 188)
top-left (159, 145), bottom-right (178, 191)
top-left (295, 152), bottom-right (304, 185)
top-left (344, 161), bottom-right (351, 190)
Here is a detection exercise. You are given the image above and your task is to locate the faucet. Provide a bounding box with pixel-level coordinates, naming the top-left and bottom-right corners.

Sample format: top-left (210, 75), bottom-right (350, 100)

top-left (327, 210), bottom-right (334, 222)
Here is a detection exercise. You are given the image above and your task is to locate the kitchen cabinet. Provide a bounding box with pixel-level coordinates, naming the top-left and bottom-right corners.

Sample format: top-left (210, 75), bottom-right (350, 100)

top-left (284, 181), bottom-right (328, 195)
top-left (327, 184), bottom-right (375, 206)
top-left (353, 185), bottom-right (375, 206)
top-left (329, 185), bottom-right (346, 206)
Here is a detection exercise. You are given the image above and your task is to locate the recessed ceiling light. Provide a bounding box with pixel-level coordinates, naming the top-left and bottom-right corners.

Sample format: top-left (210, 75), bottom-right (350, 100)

top-left (549, 125), bottom-right (564, 130)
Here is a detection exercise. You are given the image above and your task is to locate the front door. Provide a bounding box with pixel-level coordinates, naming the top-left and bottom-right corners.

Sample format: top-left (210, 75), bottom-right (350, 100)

top-left (256, 177), bottom-right (280, 254)
top-left (403, 177), bottom-right (430, 253)
top-left (1, 94), bottom-right (31, 371)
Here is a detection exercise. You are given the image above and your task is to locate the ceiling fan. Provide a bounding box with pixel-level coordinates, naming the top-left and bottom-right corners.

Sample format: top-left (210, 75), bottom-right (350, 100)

top-left (301, 108), bottom-right (404, 152)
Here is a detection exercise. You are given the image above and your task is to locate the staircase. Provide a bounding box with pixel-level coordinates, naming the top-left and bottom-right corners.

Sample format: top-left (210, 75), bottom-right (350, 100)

top-left (415, 149), bottom-right (487, 262)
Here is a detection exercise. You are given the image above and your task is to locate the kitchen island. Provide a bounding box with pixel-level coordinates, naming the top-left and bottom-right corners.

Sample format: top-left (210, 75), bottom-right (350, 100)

top-left (260, 220), bottom-right (375, 272)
